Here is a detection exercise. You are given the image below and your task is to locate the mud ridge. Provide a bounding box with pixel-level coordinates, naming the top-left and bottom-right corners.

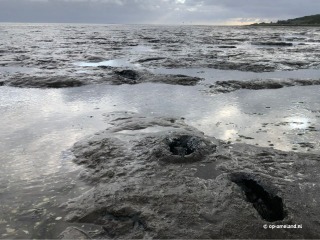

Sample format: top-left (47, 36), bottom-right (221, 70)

top-left (206, 78), bottom-right (320, 94)
top-left (1, 69), bottom-right (202, 88)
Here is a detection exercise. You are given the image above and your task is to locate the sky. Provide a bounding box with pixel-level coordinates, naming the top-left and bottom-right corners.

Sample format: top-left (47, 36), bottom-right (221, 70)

top-left (0, 0), bottom-right (320, 25)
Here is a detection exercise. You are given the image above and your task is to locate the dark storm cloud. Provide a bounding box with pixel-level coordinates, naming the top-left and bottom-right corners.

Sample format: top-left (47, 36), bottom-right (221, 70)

top-left (0, 0), bottom-right (319, 24)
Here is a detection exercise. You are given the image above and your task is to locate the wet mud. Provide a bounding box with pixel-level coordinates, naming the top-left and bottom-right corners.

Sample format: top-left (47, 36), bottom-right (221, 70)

top-left (63, 112), bottom-right (320, 239)
top-left (1, 24), bottom-right (320, 239)
top-left (1, 24), bottom-right (320, 89)
top-left (206, 78), bottom-right (320, 94)
top-left (1, 69), bottom-right (202, 88)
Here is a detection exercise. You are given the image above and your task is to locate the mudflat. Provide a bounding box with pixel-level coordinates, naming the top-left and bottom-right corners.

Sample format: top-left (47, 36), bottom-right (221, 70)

top-left (0, 24), bottom-right (320, 239)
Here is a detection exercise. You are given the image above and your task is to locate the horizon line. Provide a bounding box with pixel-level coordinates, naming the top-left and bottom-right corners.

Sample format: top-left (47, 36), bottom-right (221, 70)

top-left (0, 21), bottom-right (251, 27)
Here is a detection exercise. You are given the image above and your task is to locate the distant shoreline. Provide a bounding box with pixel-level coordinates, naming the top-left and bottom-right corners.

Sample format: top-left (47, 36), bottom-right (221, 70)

top-left (249, 23), bottom-right (320, 27)
top-left (249, 14), bottom-right (320, 27)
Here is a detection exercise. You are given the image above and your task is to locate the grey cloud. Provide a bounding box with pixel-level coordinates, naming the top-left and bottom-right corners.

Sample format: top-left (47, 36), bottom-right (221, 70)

top-left (0, 0), bottom-right (319, 24)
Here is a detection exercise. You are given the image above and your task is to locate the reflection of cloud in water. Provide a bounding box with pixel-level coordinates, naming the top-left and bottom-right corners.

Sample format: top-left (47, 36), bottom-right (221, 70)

top-left (3, 129), bottom-right (84, 181)
top-left (216, 105), bottom-right (240, 118)
top-left (222, 129), bottom-right (238, 140)
top-left (286, 116), bottom-right (310, 130)
top-left (74, 59), bottom-right (140, 68)
top-left (1, 84), bottom-right (320, 185)
top-left (190, 104), bottom-right (243, 140)
top-left (59, 84), bottom-right (320, 153)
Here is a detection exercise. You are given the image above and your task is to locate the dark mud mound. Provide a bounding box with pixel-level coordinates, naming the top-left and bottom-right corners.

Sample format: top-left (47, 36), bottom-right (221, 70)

top-left (72, 114), bottom-right (217, 172)
top-left (110, 70), bottom-right (202, 86)
top-left (63, 112), bottom-right (320, 239)
top-left (208, 61), bottom-right (277, 72)
top-left (155, 74), bottom-right (201, 86)
top-left (113, 71), bottom-right (202, 86)
top-left (4, 74), bottom-right (84, 88)
top-left (115, 69), bottom-right (140, 81)
top-left (2, 69), bottom-right (202, 88)
top-left (233, 177), bottom-right (286, 222)
top-left (207, 78), bottom-right (320, 94)
top-left (218, 45), bottom-right (237, 49)
top-left (137, 57), bottom-right (166, 63)
top-left (252, 42), bottom-right (293, 47)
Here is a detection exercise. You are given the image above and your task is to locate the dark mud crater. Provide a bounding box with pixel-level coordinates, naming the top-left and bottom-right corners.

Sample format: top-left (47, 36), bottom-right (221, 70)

top-left (232, 176), bottom-right (286, 222)
top-left (156, 132), bottom-right (217, 163)
top-left (168, 135), bottom-right (197, 156)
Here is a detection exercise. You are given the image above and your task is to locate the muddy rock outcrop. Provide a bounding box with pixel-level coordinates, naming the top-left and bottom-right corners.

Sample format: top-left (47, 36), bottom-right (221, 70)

top-left (3, 74), bottom-right (84, 88)
top-left (252, 42), bottom-right (294, 47)
top-left (206, 78), bottom-right (320, 94)
top-left (207, 61), bottom-right (277, 72)
top-left (111, 69), bottom-right (201, 86)
top-left (1, 69), bottom-right (202, 88)
top-left (63, 112), bottom-right (320, 239)
top-left (59, 227), bottom-right (90, 239)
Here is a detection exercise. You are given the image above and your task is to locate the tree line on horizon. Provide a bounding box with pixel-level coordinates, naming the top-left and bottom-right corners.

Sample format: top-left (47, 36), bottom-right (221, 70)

top-left (252, 14), bottom-right (320, 26)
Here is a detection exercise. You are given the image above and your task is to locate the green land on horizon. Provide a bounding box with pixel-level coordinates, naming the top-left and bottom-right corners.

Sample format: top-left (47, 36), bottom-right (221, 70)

top-left (251, 14), bottom-right (320, 26)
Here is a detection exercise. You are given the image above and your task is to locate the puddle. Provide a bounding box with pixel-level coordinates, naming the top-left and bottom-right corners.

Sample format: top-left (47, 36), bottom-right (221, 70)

top-left (130, 45), bottom-right (155, 53)
top-left (74, 59), bottom-right (141, 68)
top-left (117, 126), bottom-right (177, 135)
top-left (0, 87), bottom-right (107, 238)
top-left (150, 67), bottom-right (320, 84)
top-left (285, 116), bottom-right (311, 130)
top-left (0, 66), bottom-right (37, 74)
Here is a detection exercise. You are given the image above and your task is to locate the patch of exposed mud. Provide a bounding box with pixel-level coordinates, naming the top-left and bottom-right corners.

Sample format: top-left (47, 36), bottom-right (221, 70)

top-left (252, 42), bottom-right (294, 47)
top-left (63, 112), bottom-right (320, 239)
top-left (3, 74), bottom-right (84, 88)
top-left (2, 69), bottom-right (202, 88)
top-left (111, 69), bottom-right (201, 86)
top-left (206, 78), bottom-right (320, 94)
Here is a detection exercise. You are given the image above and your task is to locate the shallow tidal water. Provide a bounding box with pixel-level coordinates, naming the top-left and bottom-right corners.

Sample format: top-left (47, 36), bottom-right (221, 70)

top-left (1, 23), bottom-right (320, 238)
